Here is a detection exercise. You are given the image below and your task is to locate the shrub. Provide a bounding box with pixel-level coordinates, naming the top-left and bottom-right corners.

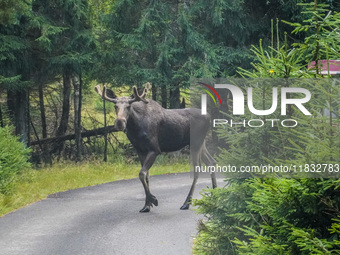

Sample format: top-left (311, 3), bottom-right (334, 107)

top-left (0, 126), bottom-right (31, 194)
top-left (194, 179), bottom-right (340, 254)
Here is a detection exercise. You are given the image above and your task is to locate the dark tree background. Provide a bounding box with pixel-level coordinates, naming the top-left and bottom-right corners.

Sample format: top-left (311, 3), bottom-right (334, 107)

top-left (0, 0), bottom-right (338, 161)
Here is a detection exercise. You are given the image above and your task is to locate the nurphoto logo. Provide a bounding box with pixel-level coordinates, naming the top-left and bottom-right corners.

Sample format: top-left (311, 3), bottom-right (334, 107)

top-left (198, 80), bottom-right (312, 128)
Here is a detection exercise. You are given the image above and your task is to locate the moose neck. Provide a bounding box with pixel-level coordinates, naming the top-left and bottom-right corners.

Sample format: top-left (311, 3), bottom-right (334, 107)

top-left (126, 101), bottom-right (148, 130)
top-left (125, 100), bottom-right (164, 135)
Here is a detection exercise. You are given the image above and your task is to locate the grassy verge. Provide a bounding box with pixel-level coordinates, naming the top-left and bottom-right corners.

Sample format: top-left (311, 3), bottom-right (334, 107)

top-left (0, 160), bottom-right (189, 217)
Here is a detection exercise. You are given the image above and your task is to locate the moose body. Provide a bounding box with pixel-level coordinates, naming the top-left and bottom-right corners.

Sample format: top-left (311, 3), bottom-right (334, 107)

top-left (126, 101), bottom-right (203, 153)
top-left (95, 84), bottom-right (217, 212)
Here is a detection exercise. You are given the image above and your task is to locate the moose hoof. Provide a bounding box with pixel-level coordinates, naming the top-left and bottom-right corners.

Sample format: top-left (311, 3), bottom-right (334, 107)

top-left (180, 204), bottom-right (190, 210)
top-left (139, 206), bottom-right (150, 213)
top-left (149, 195), bottom-right (158, 207)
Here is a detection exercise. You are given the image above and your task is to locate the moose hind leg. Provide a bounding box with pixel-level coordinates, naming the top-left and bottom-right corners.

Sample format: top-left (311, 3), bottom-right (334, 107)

top-left (201, 145), bottom-right (217, 189)
top-left (139, 152), bottom-right (158, 213)
top-left (180, 171), bottom-right (199, 210)
top-left (180, 149), bottom-right (200, 210)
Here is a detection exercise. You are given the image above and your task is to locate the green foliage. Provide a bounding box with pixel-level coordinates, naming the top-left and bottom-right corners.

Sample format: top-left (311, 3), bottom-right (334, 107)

top-left (194, 179), bottom-right (340, 254)
top-left (0, 23), bottom-right (32, 90)
top-left (238, 39), bottom-right (307, 78)
top-left (95, 0), bottom-right (308, 100)
top-left (283, 1), bottom-right (340, 64)
top-left (32, 0), bottom-right (97, 77)
top-left (98, 0), bottom-right (221, 89)
top-left (0, 126), bottom-right (31, 194)
top-left (0, 0), bottom-right (31, 25)
top-left (194, 0), bottom-right (312, 76)
top-left (193, 180), bottom-right (256, 254)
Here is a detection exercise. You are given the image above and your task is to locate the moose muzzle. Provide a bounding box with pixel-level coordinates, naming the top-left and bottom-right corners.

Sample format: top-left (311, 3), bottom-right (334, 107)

top-left (114, 118), bottom-right (127, 131)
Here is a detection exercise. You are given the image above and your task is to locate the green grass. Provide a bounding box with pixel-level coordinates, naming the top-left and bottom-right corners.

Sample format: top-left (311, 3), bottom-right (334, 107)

top-left (0, 160), bottom-right (189, 217)
top-left (1, 85), bottom-right (192, 216)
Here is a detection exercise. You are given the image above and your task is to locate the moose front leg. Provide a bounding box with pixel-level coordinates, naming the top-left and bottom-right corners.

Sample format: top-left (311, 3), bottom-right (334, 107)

top-left (138, 151), bottom-right (158, 213)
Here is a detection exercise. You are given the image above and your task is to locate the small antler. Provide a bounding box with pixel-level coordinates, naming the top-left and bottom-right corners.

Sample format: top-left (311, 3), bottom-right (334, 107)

top-left (94, 85), bottom-right (117, 103)
top-left (129, 82), bottom-right (150, 104)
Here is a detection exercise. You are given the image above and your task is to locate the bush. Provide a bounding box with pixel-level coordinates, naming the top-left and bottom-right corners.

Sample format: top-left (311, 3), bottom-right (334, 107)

top-left (194, 179), bottom-right (340, 254)
top-left (0, 126), bottom-right (31, 194)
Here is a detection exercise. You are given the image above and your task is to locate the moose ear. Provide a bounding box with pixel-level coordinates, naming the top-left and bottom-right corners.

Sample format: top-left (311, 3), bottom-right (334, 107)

top-left (106, 88), bottom-right (117, 99)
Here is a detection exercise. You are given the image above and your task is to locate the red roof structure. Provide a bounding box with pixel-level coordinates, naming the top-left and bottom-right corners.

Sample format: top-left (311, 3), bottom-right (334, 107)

top-left (308, 60), bottom-right (340, 75)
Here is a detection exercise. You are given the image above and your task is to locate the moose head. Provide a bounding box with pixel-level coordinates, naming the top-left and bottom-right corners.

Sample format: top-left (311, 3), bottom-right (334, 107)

top-left (94, 83), bottom-right (150, 131)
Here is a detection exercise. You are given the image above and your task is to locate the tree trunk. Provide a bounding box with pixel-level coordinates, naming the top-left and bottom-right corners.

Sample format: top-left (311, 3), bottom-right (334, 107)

top-left (103, 98), bottom-right (108, 162)
top-left (56, 72), bottom-right (71, 137)
top-left (0, 104), bottom-right (3, 128)
top-left (30, 125), bottom-right (118, 146)
top-left (53, 72), bottom-right (71, 154)
top-left (161, 85), bottom-right (167, 108)
top-left (7, 89), bottom-right (29, 145)
top-left (0, 90), bottom-right (3, 128)
top-left (103, 83), bottom-right (108, 162)
top-left (7, 89), bottom-right (15, 120)
top-left (14, 90), bottom-right (29, 144)
top-left (152, 84), bottom-right (157, 101)
top-left (38, 84), bottom-right (47, 139)
top-left (73, 74), bottom-right (82, 162)
top-left (27, 91), bottom-right (30, 146)
top-left (169, 85), bottom-right (180, 109)
top-left (180, 98), bottom-right (186, 108)
top-left (38, 84), bottom-right (52, 164)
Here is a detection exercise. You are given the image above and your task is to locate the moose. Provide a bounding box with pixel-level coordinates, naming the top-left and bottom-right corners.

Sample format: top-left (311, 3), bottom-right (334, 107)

top-left (95, 83), bottom-right (217, 213)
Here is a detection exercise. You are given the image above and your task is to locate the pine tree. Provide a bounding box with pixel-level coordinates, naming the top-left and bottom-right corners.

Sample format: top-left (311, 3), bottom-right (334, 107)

top-left (32, 0), bottom-right (96, 159)
top-left (0, 1), bottom-right (34, 144)
top-left (100, 0), bottom-right (220, 108)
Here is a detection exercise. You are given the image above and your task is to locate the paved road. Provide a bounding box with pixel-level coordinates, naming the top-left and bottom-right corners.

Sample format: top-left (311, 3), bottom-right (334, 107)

top-left (0, 173), bottom-right (223, 255)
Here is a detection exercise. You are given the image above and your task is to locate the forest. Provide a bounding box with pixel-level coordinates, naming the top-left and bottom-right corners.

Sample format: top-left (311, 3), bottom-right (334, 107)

top-left (0, 0), bottom-right (320, 162)
top-left (1, 0), bottom-right (340, 254)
